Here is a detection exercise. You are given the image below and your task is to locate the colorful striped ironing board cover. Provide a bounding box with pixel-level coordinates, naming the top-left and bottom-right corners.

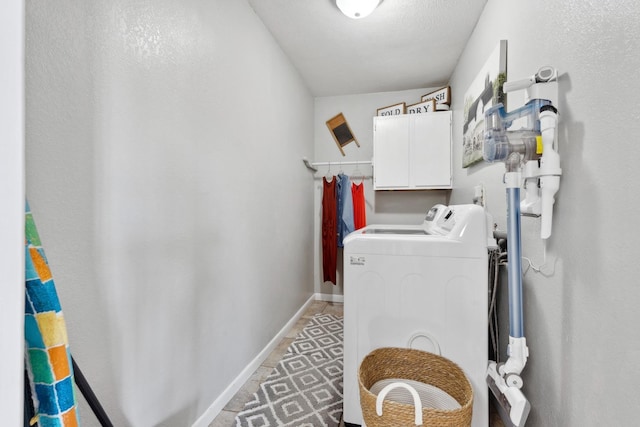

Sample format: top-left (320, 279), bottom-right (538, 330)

top-left (24, 202), bottom-right (80, 427)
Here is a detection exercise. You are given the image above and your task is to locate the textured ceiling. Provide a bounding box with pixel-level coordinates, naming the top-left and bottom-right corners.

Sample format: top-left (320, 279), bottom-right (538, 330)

top-left (247, 0), bottom-right (487, 96)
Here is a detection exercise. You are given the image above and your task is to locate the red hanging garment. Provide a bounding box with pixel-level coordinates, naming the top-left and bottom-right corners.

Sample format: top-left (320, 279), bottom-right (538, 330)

top-left (351, 182), bottom-right (366, 230)
top-left (322, 177), bottom-right (337, 284)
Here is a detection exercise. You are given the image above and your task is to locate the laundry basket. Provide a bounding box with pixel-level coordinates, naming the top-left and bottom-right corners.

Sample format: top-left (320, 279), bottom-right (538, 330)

top-left (358, 347), bottom-right (473, 427)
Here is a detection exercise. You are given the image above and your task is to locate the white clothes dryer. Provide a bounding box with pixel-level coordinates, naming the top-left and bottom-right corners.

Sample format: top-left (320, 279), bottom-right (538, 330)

top-left (343, 204), bottom-right (494, 427)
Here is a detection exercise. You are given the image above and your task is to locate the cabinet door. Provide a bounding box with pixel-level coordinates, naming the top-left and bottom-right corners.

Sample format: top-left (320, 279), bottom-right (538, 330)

top-left (373, 115), bottom-right (410, 189)
top-left (411, 112), bottom-right (452, 188)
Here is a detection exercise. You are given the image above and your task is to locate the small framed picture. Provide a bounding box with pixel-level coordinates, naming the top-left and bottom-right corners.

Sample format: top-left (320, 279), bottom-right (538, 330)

top-left (406, 99), bottom-right (436, 114)
top-left (421, 86), bottom-right (451, 106)
top-left (376, 102), bottom-right (406, 116)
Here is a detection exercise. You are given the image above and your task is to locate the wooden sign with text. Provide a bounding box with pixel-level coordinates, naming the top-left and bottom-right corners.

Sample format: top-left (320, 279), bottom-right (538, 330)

top-left (421, 86), bottom-right (451, 106)
top-left (407, 99), bottom-right (436, 114)
top-left (376, 102), bottom-right (406, 116)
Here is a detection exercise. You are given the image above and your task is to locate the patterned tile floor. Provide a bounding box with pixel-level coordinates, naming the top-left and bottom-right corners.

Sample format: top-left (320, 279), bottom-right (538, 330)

top-left (209, 300), bottom-right (504, 427)
top-left (209, 300), bottom-right (342, 427)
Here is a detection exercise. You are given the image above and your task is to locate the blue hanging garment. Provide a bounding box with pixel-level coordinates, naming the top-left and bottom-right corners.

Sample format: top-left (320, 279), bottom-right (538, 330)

top-left (337, 173), bottom-right (355, 248)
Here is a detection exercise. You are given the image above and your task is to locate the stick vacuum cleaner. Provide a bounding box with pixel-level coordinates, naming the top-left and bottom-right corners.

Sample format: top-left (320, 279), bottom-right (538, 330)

top-left (483, 66), bottom-right (561, 427)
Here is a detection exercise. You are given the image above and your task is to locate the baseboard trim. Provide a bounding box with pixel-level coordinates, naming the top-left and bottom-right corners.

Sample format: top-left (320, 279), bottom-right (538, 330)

top-left (316, 293), bottom-right (344, 303)
top-left (192, 293), bottom-right (328, 427)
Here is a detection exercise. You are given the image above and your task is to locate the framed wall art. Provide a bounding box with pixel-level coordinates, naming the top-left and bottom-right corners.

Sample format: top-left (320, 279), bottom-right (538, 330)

top-left (462, 40), bottom-right (507, 168)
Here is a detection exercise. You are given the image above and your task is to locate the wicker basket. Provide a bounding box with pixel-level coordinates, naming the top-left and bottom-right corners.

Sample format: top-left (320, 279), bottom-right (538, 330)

top-left (358, 347), bottom-right (473, 427)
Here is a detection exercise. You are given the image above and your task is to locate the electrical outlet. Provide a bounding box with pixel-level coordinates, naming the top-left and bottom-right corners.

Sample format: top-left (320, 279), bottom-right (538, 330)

top-left (473, 184), bottom-right (485, 207)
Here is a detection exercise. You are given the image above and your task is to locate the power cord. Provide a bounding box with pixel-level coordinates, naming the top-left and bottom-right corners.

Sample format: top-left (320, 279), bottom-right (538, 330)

top-left (522, 240), bottom-right (556, 277)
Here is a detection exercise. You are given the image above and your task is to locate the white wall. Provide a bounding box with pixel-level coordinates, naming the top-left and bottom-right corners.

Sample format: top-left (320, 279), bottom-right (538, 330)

top-left (25, 0), bottom-right (314, 425)
top-left (0, 1), bottom-right (25, 425)
top-left (313, 89), bottom-right (451, 295)
top-left (448, 1), bottom-right (640, 425)
top-left (23, 0), bottom-right (640, 425)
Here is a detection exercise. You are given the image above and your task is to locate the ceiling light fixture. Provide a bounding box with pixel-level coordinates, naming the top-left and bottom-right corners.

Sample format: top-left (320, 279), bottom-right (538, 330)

top-left (336, 0), bottom-right (381, 19)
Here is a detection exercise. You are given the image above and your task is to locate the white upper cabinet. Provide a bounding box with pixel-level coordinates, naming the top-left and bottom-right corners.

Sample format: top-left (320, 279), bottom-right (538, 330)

top-left (373, 112), bottom-right (452, 190)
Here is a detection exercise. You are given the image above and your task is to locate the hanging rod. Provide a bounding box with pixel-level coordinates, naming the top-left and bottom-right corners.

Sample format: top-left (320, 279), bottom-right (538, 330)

top-left (302, 157), bottom-right (372, 172)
